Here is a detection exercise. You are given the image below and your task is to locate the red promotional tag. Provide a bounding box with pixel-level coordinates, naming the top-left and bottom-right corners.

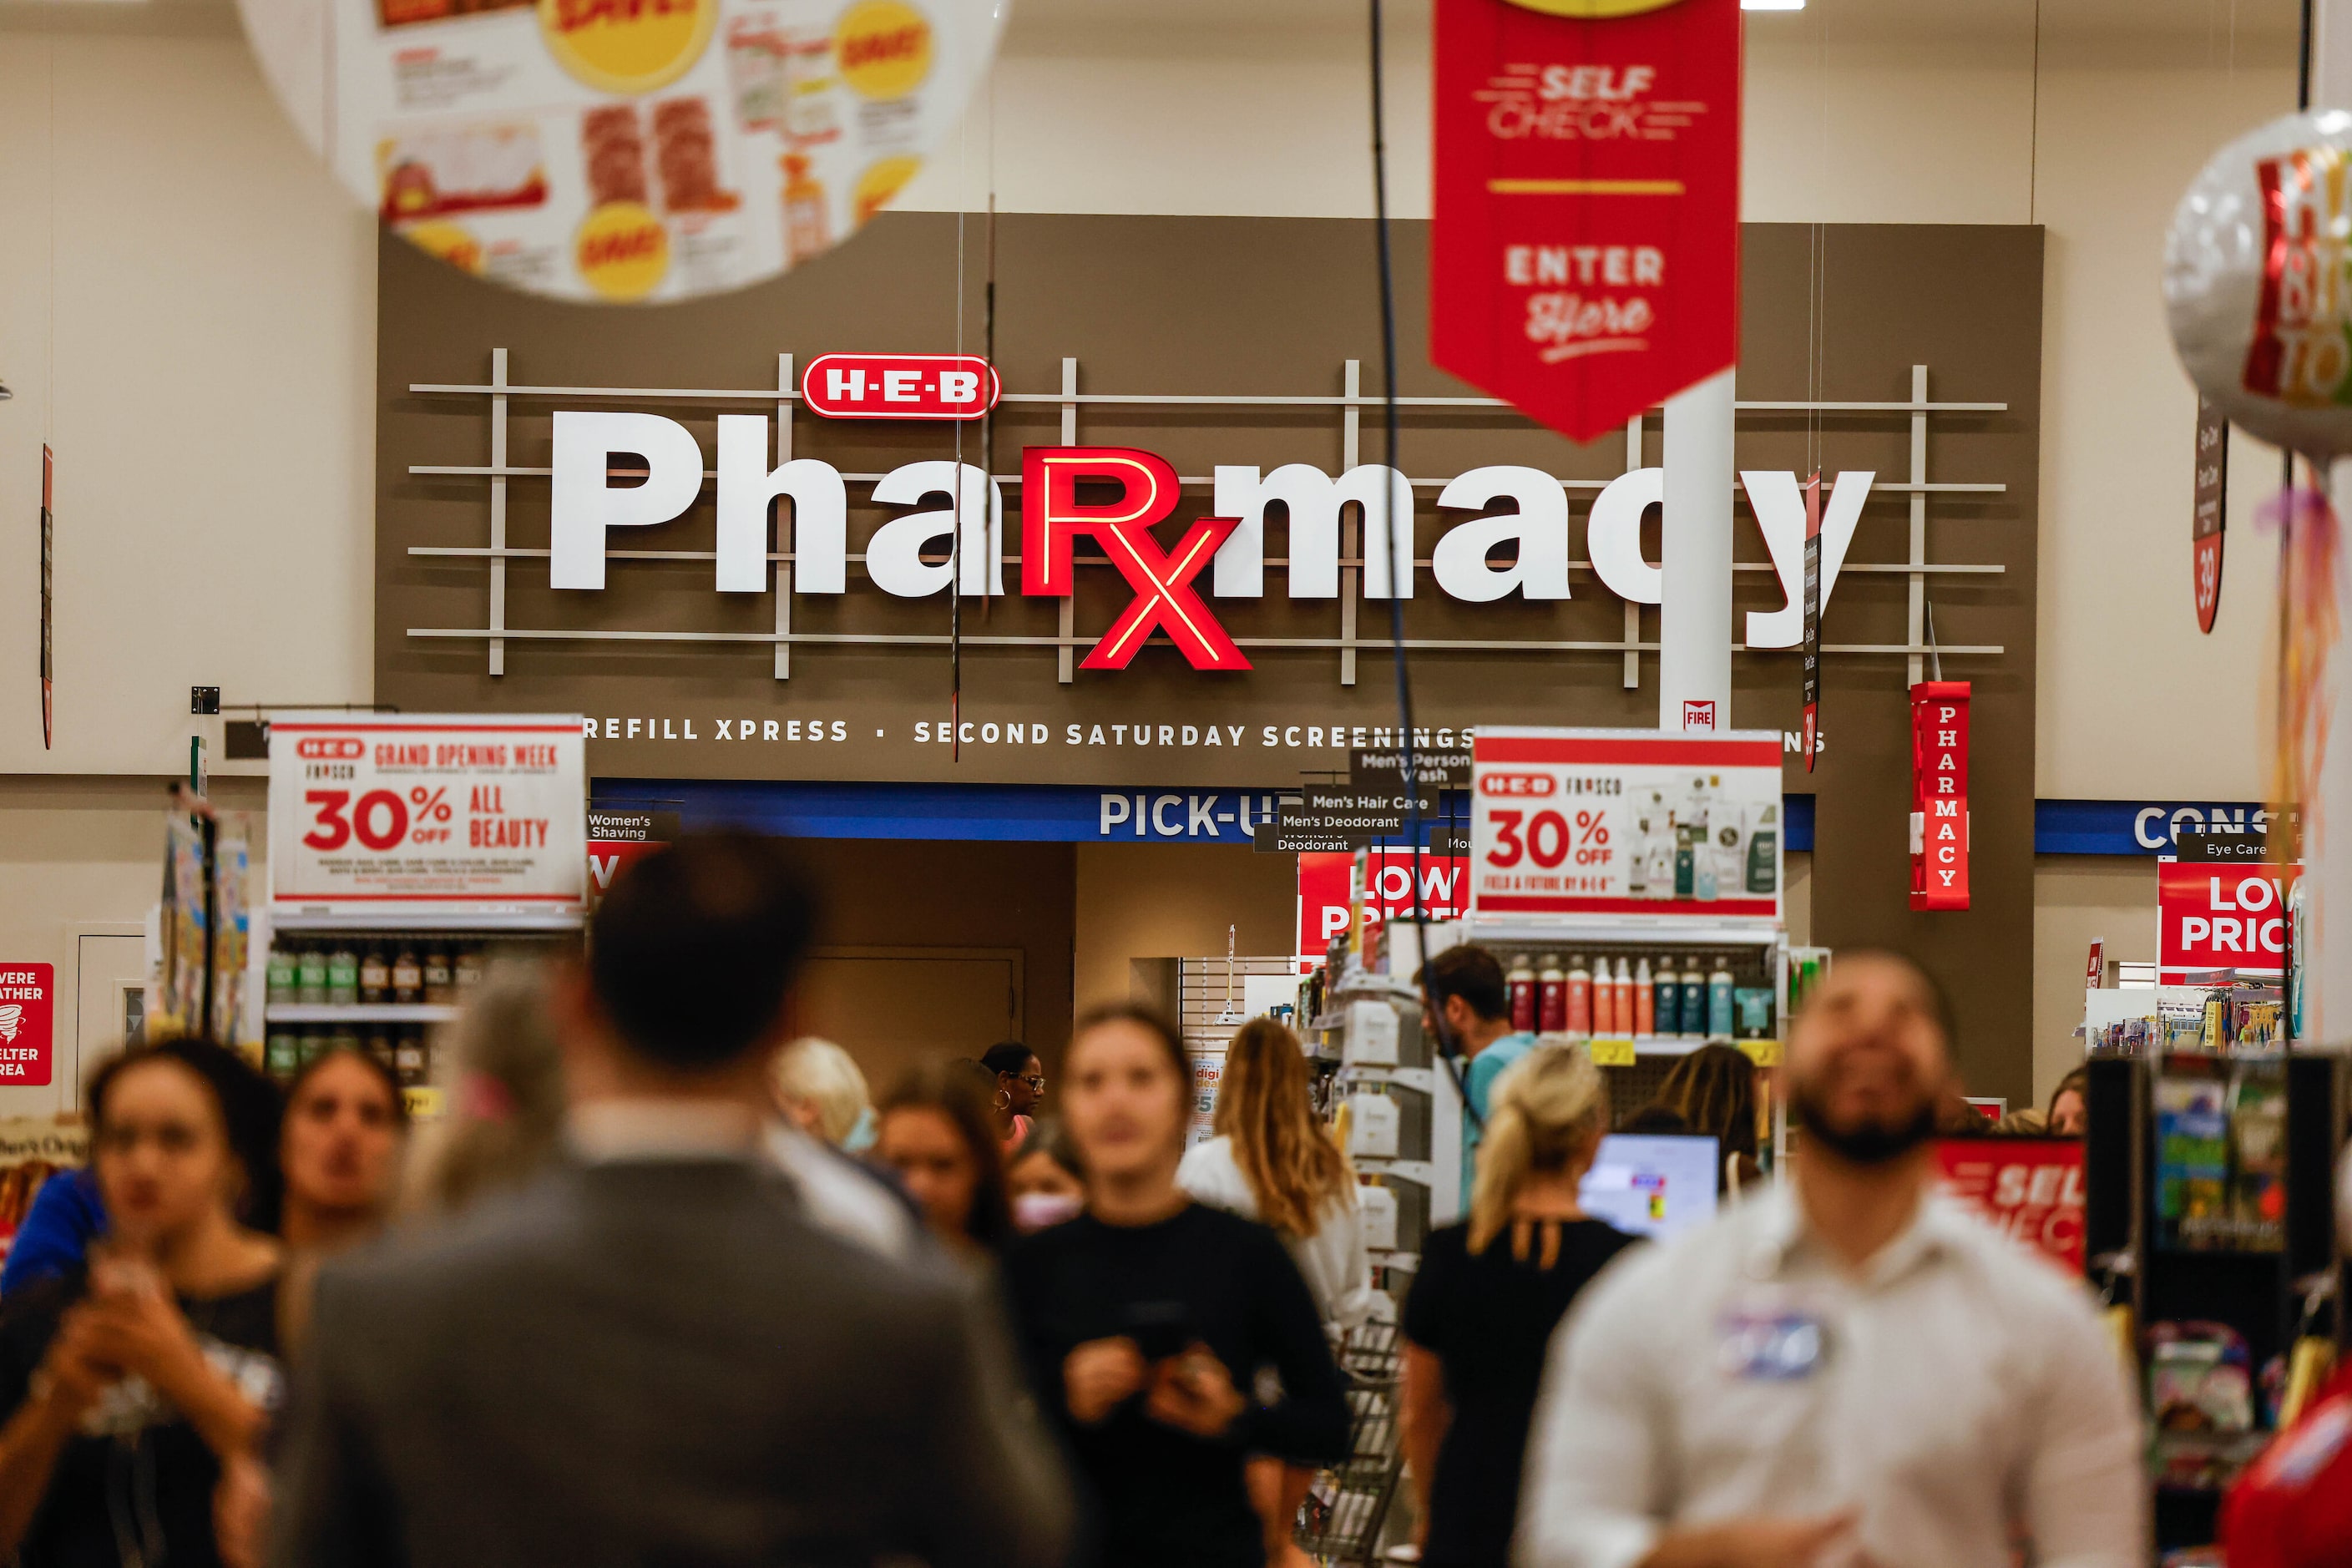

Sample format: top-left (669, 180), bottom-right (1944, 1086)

top-left (0, 965), bottom-right (54, 1088)
top-left (1909, 681), bottom-right (1970, 911)
top-left (1430, 0), bottom-right (1743, 444)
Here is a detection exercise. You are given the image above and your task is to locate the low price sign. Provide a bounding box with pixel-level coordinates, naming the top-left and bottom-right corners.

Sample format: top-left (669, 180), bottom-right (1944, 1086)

top-left (270, 714), bottom-right (587, 918)
top-left (2159, 848), bottom-right (2299, 979)
top-left (1469, 728), bottom-right (1783, 918)
top-left (1298, 851), bottom-right (1470, 958)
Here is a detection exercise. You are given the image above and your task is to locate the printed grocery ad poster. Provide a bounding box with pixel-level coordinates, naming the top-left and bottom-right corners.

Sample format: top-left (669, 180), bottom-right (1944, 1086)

top-left (239, 0), bottom-right (999, 301)
top-left (1469, 728), bottom-right (1783, 918)
top-left (268, 713), bottom-right (587, 918)
top-left (0, 1120), bottom-right (88, 1265)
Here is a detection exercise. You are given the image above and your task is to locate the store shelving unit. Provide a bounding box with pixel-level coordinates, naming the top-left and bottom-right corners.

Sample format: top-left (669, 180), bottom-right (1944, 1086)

top-left (2082, 1051), bottom-right (2347, 1553)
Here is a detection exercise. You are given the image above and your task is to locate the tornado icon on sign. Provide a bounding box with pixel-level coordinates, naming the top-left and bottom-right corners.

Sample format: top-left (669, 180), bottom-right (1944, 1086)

top-left (0, 1005), bottom-right (19, 1043)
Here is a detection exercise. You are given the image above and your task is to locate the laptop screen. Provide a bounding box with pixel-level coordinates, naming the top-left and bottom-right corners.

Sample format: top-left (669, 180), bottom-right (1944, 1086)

top-left (1579, 1134), bottom-right (1723, 1242)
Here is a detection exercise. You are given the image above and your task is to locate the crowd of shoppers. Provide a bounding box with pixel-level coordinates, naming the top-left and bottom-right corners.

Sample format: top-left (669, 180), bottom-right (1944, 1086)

top-left (0, 839), bottom-right (2156, 1568)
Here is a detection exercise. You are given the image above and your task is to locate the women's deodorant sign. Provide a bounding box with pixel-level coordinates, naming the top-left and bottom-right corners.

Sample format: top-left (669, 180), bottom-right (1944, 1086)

top-left (236, 0), bottom-right (1001, 301)
top-left (1469, 728), bottom-right (1783, 918)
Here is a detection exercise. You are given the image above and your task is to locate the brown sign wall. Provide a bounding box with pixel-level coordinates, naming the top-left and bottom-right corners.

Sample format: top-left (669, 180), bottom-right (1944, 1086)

top-left (377, 215), bottom-right (2043, 1100)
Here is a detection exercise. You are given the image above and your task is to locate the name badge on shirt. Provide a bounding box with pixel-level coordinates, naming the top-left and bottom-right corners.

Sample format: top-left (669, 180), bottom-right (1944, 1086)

top-left (1717, 1308), bottom-right (1828, 1381)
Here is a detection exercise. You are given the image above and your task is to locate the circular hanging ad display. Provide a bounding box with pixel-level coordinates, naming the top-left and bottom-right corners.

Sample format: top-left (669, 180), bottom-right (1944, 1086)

top-left (2163, 109), bottom-right (2352, 458)
top-left (237, 0), bottom-right (1002, 301)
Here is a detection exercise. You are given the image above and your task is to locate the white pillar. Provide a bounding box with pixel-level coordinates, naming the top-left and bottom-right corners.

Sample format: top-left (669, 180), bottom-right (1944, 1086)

top-left (1659, 368), bottom-right (1737, 732)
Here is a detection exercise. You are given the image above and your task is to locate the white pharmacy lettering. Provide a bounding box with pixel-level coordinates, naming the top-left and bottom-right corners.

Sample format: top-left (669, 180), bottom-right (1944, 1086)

top-left (544, 412), bottom-right (1866, 633)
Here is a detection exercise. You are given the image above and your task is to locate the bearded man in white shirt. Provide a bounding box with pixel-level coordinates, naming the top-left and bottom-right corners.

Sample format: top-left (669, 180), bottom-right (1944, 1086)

top-left (1518, 948), bottom-right (2142, 1568)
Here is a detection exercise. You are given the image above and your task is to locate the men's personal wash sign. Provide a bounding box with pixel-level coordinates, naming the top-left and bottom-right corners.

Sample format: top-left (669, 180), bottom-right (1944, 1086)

top-left (1909, 682), bottom-right (1970, 912)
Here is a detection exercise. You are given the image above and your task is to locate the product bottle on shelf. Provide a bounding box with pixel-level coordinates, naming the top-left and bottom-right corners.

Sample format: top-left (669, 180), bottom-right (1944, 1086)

top-left (1680, 959), bottom-right (1707, 1039)
top-left (266, 1030), bottom-right (300, 1079)
top-left (1674, 826), bottom-right (1696, 900)
top-left (266, 945), bottom-right (298, 1008)
top-left (422, 945), bottom-right (455, 1006)
top-left (296, 944), bottom-right (330, 1007)
top-left (1507, 953), bottom-right (1537, 1033)
top-left (1695, 833), bottom-right (1719, 902)
top-left (1590, 956), bottom-right (1613, 1035)
top-left (1746, 804), bottom-right (1779, 894)
top-left (1609, 959), bottom-right (1632, 1034)
top-left (1633, 957), bottom-right (1655, 1036)
top-left (367, 1028), bottom-right (395, 1072)
top-left (326, 943), bottom-right (361, 1009)
top-left (1550, 954), bottom-right (1577, 1035)
top-left (359, 944), bottom-right (390, 1007)
top-left (395, 1026), bottom-right (428, 1087)
top-left (453, 944), bottom-right (484, 994)
top-left (1707, 956), bottom-right (1735, 1039)
top-left (392, 943), bottom-right (423, 1006)
top-left (1653, 958), bottom-right (1680, 1037)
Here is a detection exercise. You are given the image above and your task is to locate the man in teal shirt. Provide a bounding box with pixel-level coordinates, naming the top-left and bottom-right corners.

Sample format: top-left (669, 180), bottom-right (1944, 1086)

top-left (1419, 944), bottom-right (1535, 1204)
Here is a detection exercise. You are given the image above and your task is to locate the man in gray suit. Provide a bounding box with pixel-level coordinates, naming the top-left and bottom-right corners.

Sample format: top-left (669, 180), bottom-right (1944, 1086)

top-left (270, 832), bottom-right (1073, 1568)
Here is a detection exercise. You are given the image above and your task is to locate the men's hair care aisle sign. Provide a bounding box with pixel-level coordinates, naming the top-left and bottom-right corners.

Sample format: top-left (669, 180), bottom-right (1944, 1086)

top-left (1469, 729), bottom-right (1783, 918)
top-left (269, 714), bottom-right (588, 920)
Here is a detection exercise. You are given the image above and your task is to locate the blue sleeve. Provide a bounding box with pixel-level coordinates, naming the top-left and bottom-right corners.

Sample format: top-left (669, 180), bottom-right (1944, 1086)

top-left (2, 1168), bottom-right (104, 1297)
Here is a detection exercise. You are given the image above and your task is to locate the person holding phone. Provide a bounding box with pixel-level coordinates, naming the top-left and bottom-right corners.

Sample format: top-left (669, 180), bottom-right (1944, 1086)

top-left (0, 1037), bottom-right (287, 1568)
top-left (1003, 1005), bottom-right (1350, 1568)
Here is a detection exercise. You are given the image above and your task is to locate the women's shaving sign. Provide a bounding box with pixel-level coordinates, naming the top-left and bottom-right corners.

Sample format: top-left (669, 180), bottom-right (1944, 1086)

top-left (1469, 728), bottom-right (1783, 918)
top-left (236, 0), bottom-right (1000, 301)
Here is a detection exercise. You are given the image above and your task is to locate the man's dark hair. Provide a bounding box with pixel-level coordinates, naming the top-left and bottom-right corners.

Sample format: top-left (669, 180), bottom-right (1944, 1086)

top-left (1828, 947), bottom-right (1959, 1054)
top-left (589, 831), bottom-right (822, 1070)
top-left (1418, 943), bottom-right (1510, 1024)
top-left (980, 1041), bottom-right (1035, 1078)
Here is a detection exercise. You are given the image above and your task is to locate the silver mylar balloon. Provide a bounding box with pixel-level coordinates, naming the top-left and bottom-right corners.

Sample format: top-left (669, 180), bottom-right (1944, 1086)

top-left (2164, 109), bottom-right (2352, 459)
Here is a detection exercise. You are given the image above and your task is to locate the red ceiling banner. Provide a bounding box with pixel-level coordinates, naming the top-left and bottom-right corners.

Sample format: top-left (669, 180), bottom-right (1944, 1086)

top-left (1909, 680), bottom-right (1970, 912)
top-left (1429, 0), bottom-right (1743, 445)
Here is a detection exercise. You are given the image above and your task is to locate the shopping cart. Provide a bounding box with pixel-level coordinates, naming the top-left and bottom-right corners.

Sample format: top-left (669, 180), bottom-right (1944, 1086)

top-left (1294, 1321), bottom-right (1407, 1565)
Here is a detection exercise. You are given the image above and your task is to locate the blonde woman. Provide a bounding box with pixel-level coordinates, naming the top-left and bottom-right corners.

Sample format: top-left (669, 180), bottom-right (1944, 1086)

top-left (1399, 1044), bottom-right (1636, 1568)
top-left (1177, 1018), bottom-right (1378, 1331)
top-left (772, 1037), bottom-right (873, 1150)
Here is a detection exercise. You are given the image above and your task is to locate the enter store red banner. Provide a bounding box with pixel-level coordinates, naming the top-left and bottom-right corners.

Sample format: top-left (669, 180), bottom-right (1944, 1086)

top-left (1933, 1137), bottom-right (2085, 1272)
top-left (1429, 0), bottom-right (1743, 444)
top-left (1297, 852), bottom-right (1469, 959)
top-left (2160, 859), bottom-right (2299, 978)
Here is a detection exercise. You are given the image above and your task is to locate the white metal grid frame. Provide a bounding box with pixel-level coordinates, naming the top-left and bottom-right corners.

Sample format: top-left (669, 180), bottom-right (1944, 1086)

top-left (405, 354), bottom-right (2008, 688)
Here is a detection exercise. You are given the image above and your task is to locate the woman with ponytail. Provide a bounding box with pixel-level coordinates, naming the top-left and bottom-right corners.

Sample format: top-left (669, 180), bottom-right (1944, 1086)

top-left (1399, 1044), bottom-right (1636, 1568)
top-left (1177, 1018), bottom-right (1377, 1331)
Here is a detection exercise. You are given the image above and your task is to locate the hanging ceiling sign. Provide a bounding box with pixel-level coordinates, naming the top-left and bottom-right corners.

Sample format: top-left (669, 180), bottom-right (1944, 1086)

top-left (1429, 0), bottom-right (1743, 443)
top-left (235, 0), bottom-right (1001, 302)
top-left (2193, 396), bottom-right (2228, 634)
top-left (1908, 680), bottom-right (1970, 912)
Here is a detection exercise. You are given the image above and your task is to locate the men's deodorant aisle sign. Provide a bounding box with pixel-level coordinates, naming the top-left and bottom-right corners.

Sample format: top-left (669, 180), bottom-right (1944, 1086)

top-left (1469, 728), bottom-right (1783, 918)
top-left (234, 0), bottom-right (1001, 302)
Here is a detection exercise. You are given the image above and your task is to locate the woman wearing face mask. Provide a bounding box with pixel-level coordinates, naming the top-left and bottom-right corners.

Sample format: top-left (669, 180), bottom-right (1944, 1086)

top-left (1008, 1119), bottom-right (1086, 1233)
top-left (0, 1038), bottom-right (286, 1568)
top-left (873, 1063), bottom-right (1014, 1261)
top-left (1001, 1005), bottom-right (1349, 1568)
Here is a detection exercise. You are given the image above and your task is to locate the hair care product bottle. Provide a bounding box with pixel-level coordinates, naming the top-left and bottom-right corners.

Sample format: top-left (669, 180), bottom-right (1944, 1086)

top-left (296, 943), bottom-right (329, 1007)
top-left (453, 944), bottom-right (484, 994)
top-left (392, 944), bottom-right (423, 1007)
top-left (1695, 831), bottom-right (1719, 901)
top-left (1508, 953), bottom-right (1537, 1033)
top-left (1653, 959), bottom-right (1680, 1037)
top-left (1610, 958), bottom-right (1633, 1034)
top-left (1707, 955), bottom-right (1736, 1039)
top-left (1633, 956), bottom-right (1655, 1036)
top-left (1680, 960), bottom-right (1707, 1039)
top-left (359, 944), bottom-right (390, 1007)
top-left (1592, 956), bottom-right (1616, 1035)
top-left (1746, 803), bottom-right (1779, 895)
top-left (326, 943), bottom-right (360, 1009)
top-left (1674, 826), bottom-right (1696, 900)
top-left (1551, 954), bottom-right (1578, 1034)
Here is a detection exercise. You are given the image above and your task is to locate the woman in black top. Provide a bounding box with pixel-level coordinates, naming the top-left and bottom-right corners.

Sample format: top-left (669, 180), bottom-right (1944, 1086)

top-left (1401, 1043), bottom-right (1636, 1568)
top-left (0, 1038), bottom-right (286, 1568)
top-left (1002, 1004), bottom-right (1350, 1568)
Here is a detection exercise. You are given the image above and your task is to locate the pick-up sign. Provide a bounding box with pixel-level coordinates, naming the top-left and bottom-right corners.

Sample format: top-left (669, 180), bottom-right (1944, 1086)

top-left (801, 353), bottom-right (1001, 421)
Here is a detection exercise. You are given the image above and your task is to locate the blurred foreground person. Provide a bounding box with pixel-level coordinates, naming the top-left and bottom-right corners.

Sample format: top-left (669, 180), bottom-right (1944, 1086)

top-left (1402, 1044), bottom-right (1633, 1568)
top-left (1007, 1119), bottom-right (1086, 1234)
top-left (279, 1050), bottom-right (407, 1257)
top-left (1519, 951), bottom-right (2142, 1568)
top-left (272, 832), bottom-right (1070, 1568)
top-left (0, 1039), bottom-right (286, 1568)
top-left (400, 959), bottom-right (566, 1216)
top-left (875, 1062), bottom-right (1015, 1260)
top-left (775, 1036), bottom-right (873, 1151)
top-left (1004, 1005), bottom-right (1348, 1568)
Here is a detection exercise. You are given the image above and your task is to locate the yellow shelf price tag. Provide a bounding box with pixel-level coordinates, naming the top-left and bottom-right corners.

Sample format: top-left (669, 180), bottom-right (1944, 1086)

top-left (1590, 1036), bottom-right (1636, 1067)
top-left (402, 1085), bottom-right (446, 1120)
top-left (1737, 1039), bottom-right (1784, 1067)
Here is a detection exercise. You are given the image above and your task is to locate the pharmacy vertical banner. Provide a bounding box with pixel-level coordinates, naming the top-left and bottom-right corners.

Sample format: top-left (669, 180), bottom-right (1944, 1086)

top-left (1469, 728), bottom-right (1783, 917)
top-left (1429, 0), bottom-right (1743, 443)
top-left (1909, 682), bottom-right (1970, 911)
top-left (269, 713), bottom-right (587, 920)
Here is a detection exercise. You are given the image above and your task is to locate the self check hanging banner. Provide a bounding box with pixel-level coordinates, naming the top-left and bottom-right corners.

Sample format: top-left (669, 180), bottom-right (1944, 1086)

top-left (1430, 0), bottom-right (1743, 445)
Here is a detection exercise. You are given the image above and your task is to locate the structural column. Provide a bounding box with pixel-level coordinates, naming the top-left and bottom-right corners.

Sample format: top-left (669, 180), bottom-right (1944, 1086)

top-left (1658, 367), bottom-right (1736, 732)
